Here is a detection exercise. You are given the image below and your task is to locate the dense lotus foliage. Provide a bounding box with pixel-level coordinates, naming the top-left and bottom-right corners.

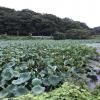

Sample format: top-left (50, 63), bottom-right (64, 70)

top-left (1, 82), bottom-right (100, 100)
top-left (0, 82), bottom-right (94, 100)
top-left (0, 40), bottom-right (99, 99)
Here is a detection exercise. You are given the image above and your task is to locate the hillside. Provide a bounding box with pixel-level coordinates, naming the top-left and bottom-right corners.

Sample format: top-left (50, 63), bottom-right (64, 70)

top-left (0, 6), bottom-right (89, 36)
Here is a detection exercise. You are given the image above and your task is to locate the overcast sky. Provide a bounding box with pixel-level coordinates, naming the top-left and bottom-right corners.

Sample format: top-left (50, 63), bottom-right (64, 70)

top-left (0, 0), bottom-right (100, 28)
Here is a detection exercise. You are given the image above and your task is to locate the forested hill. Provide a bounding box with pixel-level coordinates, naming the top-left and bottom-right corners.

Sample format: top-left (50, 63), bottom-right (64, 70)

top-left (91, 27), bottom-right (100, 35)
top-left (0, 6), bottom-right (89, 36)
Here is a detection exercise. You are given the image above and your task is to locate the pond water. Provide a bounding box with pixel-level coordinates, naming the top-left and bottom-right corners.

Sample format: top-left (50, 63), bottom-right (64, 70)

top-left (86, 43), bottom-right (100, 49)
top-left (86, 43), bottom-right (100, 90)
top-left (88, 75), bottom-right (100, 90)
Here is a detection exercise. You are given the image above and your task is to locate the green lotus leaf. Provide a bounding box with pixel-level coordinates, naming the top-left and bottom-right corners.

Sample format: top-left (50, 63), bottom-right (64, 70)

top-left (1, 68), bottom-right (15, 80)
top-left (42, 78), bottom-right (51, 86)
top-left (0, 90), bottom-right (8, 98)
top-left (4, 61), bottom-right (16, 68)
top-left (32, 78), bottom-right (42, 86)
top-left (3, 85), bottom-right (28, 97)
top-left (27, 59), bottom-right (35, 67)
top-left (20, 62), bottom-right (28, 70)
top-left (13, 71), bottom-right (20, 77)
top-left (0, 51), bottom-right (3, 56)
top-left (43, 58), bottom-right (54, 65)
top-left (31, 85), bottom-right (45, 95)
top-left (0, 79), bottom-right (6, 88)
top-left (48, 65), bottom-right (57, 71)
top-left (48, 75), bottom-right (61, 86)
top-left (6, 84), bottom-right (17, 92)
top-left (64, 60), bottom-right (69, 66)
top-left (12, 72), bottom-right (31, 85)
top-left (13, 86), bottom-right (28, 97)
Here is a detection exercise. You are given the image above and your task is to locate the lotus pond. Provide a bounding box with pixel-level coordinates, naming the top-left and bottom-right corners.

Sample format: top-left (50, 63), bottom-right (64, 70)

top-left (0, 40), bottom-right (100, 100)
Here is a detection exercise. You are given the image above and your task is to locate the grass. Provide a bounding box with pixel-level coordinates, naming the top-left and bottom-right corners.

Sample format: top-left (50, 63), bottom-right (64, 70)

top-left (0, 35), bottom-right (52, 40)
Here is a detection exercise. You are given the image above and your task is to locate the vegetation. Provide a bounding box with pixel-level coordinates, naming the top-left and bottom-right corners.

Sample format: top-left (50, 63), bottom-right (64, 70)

top-left (0, 5), bottom-right (100, 100)
top-left (92, 26), bottom-right (100, 35)
top-left (53, 29), bottom-right (91, 40)
top-left (53, 32), bottom-right (66, 40)
top-left (65, 29), bottom-right (90, 39)
top-left (91, 35), bottom-right (100, 40)
top-left (0, 40), bottom-right (100, 99)
top-left (2, 82), bottom-right (100, 100)
top-left (0, 6), bottom-right (90, 39)
top-left (0, 35), bottom-right (52, 40)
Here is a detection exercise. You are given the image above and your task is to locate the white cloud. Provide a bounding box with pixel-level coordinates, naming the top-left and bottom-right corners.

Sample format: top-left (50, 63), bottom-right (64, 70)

top-left (0, 0), bottom-right (100, 28)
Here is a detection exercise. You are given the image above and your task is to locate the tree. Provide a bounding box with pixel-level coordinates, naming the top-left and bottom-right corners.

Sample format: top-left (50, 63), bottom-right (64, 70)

top-left (65, 29), bottom-right (90, 39)
top-left (0, 6), bottom-right (90, 36)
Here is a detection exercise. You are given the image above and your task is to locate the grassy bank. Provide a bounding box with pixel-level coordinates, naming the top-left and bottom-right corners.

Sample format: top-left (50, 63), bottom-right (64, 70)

top-left (0, 35), bottom-right (52, 40)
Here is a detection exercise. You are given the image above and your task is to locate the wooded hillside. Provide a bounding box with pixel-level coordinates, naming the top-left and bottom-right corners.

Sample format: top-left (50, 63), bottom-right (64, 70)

top-left (0, 6), bottom-right (89, 36)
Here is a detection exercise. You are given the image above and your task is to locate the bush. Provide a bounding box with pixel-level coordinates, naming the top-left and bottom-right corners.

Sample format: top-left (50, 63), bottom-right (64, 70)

top-left (0, 34), bottom-right (8, 39)
top-left (65, 29), bottom-right (90, 39)
top-left (53, 32), bottom-right (65, 40)
top-left (53, 29), bottom-right (90, 40)
top-left (2, 82), bottom-right (95, 100)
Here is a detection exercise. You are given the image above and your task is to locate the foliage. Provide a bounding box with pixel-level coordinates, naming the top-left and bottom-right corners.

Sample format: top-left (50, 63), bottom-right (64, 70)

top-left (92, 26), bottom-right (100, 35)
top-left (0, 36), bottom-right (52, 40)
top-left (0, 41), bottom-right (98, 99)
top-left (91, 85), bottom-right (100, 99)
top-left (53, 32), bottom-right (66, 40)
top-left (2, 82), bottom-right (100, 100)
top-left (65, 29), bottom-right (90, 39)
top-left (0, 6), bottom-right (89, 36)
top-left (53, 29), bottom-right (90, 39)
top-left (0, 34), bottom-right (8, 39)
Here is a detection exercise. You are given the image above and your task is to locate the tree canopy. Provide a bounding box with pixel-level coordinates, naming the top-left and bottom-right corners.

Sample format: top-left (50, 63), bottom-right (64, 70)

top-left (0, 6), bottom-right (90, 36)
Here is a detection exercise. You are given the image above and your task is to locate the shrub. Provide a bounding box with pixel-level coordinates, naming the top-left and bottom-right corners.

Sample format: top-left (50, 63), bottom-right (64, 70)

top-left (65, 29), bottom-right (90, 39)
top-left (0, 34), bottom-right (8, 39)
top-left (2, 82), bottom-right (94, 100)
top-left (53, 32), bottom-right (65, 40)
top-left (53, 29), bottom-right (90, 40)
top-left (2, 82), bottom-right (100, 100)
